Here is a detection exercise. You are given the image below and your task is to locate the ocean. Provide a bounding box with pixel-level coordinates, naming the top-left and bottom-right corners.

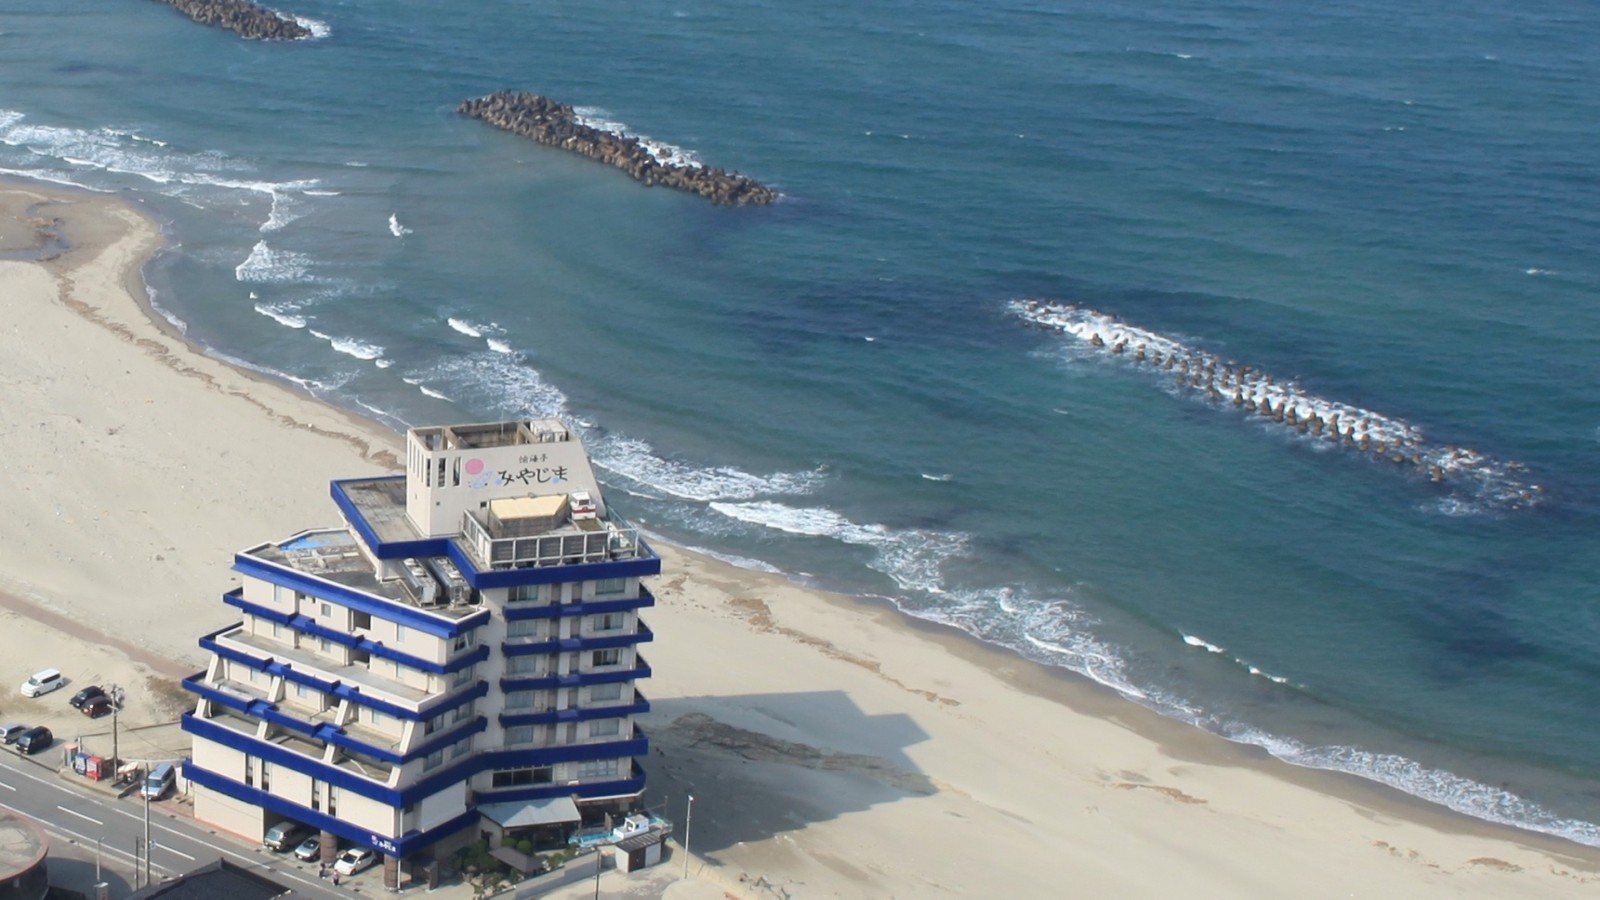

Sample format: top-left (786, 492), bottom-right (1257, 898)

top-left (5, 0), bottom-right (1599, 844)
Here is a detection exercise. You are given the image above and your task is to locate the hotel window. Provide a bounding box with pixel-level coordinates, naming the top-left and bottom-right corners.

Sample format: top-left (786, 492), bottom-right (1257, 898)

top-left (424, 713), bottom-right (444, 736)
top-left (424, 748), bottom-right (445, 771)
top-left (395, 624), bottom-right (408, 643)
top-left (319, 637), bottom-right (331, 653)
top-left (588, 683), bottom-right (623, 703)
top-left (271, 622), bottom-right (284, 639)
top-left (260, 761), bottom-right (272, 791)
top-left (505, 655), bottom-right (540, 675)
top-left (591, 648), bottom-right (621, 668)
top-left (327, 785), bottom-right (339, 817)
top-left (320, 602), bottom-right (332, 618)
top-left (246, 668), bottom-right (259, 684)
top-left (450, 737), bottom-right (471, 759)
top-left (311, 778), bottom-right (323, 811)
top-left (507, 620), bottom-right (541, 638)
top-left (505, 725), bottom-right (535, 745)
top-left (452, 701), bottom-right (475, 723)
top-left (244, 754), bottom-right (255, 787)
top-left (507, 584), bottom-right (540, 604)
top-left (295, 683), bottom-right (310, 699)
top-left (588, 718), bottom-right (621, 738)
top-left (595, 577), bottom-right (627, 596)
top-left (577, 759), bottom-right (620, 779)
top-left (491, 766), bottom-right (553, 788)
top-left (453, 632), bottom-right (474, 651)
top-left (368, 707), bottom-right (385, 725)
top-left (352, 611), bottom-right (372, 630)
top-left (593, 613), bottom-right (624, 633)
top-left (504, 690), bottom-right (535, 710)
top-left (452, 665), bottom-right (474, 687)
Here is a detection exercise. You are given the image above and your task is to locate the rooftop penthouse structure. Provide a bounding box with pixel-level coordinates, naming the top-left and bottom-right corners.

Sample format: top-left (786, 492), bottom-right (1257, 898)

top-left (183, 420), bottom-right (658, 888)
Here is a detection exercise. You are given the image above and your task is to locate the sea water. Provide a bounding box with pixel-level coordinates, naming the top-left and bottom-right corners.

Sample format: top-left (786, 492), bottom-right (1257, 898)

top-left (4, 0), bottom-right (1600, 843)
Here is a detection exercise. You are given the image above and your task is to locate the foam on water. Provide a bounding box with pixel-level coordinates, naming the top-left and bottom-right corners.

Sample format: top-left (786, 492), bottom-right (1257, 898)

top-left (236, 240), bottom-right (312, 283)
top-left (487, 338), bottom-right (512, 354)
top-left (1228, 726), bottom-right (1600, 847)
top-left (308, 329), bottom-right (384, 361)
top-left (573, 106), bottom-right (704, 169)
top-left (448, 318), bottom-right (483, 338)
top-left (1183, 633), bottom-right (1226, 653)
top-left (1012, 300), bottom-right (1546, 510)
top-left (707, 501), bottom-right (963, 595)
top-left (388, 213), bottom-right (411, 237)
top-left (254, 302), bottom-right (307, 329)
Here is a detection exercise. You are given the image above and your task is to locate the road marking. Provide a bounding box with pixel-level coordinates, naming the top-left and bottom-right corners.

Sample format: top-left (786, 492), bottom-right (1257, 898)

top-left (156, 843), bottom-right (196, 861)
top-left (0, 780), bottom-right (14, 791)
top-left (57, 805), bottom-right (104, 826)
top-left (0, 799), bottom-right (170, 876)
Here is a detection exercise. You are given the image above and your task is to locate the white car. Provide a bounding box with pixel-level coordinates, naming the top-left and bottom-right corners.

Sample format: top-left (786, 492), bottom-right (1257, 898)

top-left (332, 847), bottom-right (376, 876)
top-left (0, 723), bottom-right (26, 744)
top-left (19, 668), bottom-right (63, 698)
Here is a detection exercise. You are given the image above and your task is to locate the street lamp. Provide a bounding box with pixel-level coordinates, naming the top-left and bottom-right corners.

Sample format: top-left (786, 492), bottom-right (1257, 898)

top-left (681, 794), bottom-right (694, 880)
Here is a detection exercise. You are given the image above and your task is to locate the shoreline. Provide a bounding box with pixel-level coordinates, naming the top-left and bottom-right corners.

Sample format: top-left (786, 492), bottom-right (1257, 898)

top-left (5, 175), bottom-right (1600, 896)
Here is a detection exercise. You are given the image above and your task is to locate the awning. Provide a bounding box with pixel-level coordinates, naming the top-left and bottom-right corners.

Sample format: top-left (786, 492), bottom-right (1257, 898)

top-left (479, 796), bottom-right (581, 828)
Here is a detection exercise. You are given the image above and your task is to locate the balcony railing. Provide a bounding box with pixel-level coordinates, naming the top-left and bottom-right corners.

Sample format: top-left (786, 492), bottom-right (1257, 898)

top-left (459, 509), bottom-right (642, 570)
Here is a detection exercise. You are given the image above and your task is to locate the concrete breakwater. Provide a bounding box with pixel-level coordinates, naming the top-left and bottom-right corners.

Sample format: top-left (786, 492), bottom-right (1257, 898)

top-left (458, 92), bottom-right (778, 207)
top-left (1012, 299), bottom-right (1545, 510)
top-left (151, 0), bottom-right (311, 40)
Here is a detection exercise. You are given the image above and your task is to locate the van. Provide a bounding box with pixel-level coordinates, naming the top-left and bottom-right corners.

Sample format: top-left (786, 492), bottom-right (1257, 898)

top-left (141, 762), bottom-right (176, 801)
top-left (264, 820), bottom-right (311, 852)
top-left (19, 669), bottom-right (63, 698)
top-left (15, 726), bottom-right (52, 755)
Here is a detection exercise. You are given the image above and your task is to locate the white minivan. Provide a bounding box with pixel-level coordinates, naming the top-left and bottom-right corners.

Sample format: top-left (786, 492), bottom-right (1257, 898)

top-left (19, 668), bottom-right (63, 698)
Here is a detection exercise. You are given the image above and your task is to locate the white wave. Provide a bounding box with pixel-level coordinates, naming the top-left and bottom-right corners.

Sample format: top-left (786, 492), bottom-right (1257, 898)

top-left (597, 438), bottom-right (827, 504)
top-left (1524, 268), bottom-right (1554, 276)
top-left (708, 500), bottom-right (963, 595)
top-left (289, 14), bottom-right (331, 38)
top-left (303, 189), bottom-right (341, 196)
top-left (235, 240), bottom-right (313, 283)
top-left (572, 106), bottom-right (704, 169)
top-left (1245, 666), bottom-right (1289, 684)
top-left (1229, 727), bottom-right (1600, 848)
top-left (448, 318), bottom-right (483, 338)
top-left (487, 338), bottom-right (512, 354)
top-left (403, 351), bottom-right (570, 423)
top-left (307, 329), bottom-right (384, 361)
top-left (375, 359), bottom-right (392, 369)
top-left (254, 302), bottom-right (306, 329)
top-left (921, 472), bottom-right (953, 482)
top-left (1182, 633), bottom-right (1226, 653)
top-left (1011, 299), bottom-right (1545, 510)
top-left (388, 213), bottom-right (411, 237)
top-left (419, 385), bottom-right (451, 401)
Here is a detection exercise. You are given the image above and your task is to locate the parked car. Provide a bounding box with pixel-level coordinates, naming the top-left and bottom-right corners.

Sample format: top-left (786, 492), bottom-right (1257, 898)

top-left (142, 763), bottom-right (176, 801)
top-left (0, 724), bottom-right (26, 745)
top-left (69, 685), bottom-right (106, 709)
top-left (332, 847), bottom-right (376, 876)
top-left (292, 834), bottom-right (322, 862)
top-left (264, 820), bottom-right (312, 852)
top-left (81, 696), bottom-right (113, 718)
top-left (14, 726), bottom-right (52, 755)
top-left (19, 668), bottom-right (63, 698)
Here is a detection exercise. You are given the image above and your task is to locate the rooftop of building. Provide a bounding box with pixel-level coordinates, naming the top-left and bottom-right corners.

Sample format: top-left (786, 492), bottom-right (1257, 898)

top-left (412, 419), bottom-right (575, 450)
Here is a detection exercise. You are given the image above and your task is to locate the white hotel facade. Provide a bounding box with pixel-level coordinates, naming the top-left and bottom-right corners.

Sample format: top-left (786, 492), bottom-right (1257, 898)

top-left (182, 420), bottom-right (656, 888)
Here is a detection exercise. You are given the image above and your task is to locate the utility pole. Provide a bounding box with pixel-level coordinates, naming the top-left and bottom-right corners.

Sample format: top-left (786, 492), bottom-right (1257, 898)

top-left (681, 794), bottom-right (694, 880)
top-left (109, 683), bottom-right (121, 771)
top-left (143, 787), bottom-right (152, 887)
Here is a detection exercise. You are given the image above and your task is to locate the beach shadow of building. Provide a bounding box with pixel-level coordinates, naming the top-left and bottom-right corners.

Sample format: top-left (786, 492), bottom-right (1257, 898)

top-left (638, 691), bottom-right (932, 856)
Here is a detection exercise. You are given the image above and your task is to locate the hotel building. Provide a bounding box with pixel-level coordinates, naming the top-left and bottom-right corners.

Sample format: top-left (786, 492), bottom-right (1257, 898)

top-left (182, 420), bottom-right (657, 888)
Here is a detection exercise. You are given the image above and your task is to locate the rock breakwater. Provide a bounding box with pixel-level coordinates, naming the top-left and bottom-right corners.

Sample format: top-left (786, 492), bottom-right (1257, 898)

top-left (458, 91), bottom-right (778, 206)
top-left (152, 0), bottom-right (312, 40)
top-left (1012, 299), bottom-right (1545, 510)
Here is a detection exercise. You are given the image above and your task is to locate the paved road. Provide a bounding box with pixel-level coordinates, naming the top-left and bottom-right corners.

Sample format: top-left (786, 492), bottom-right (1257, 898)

top-left (0, 749), bottom-right (365, 898)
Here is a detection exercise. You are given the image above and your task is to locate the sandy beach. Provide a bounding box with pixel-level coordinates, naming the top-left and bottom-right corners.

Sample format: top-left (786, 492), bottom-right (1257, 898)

top-left (3, 179), bottom-right (1598, 898)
